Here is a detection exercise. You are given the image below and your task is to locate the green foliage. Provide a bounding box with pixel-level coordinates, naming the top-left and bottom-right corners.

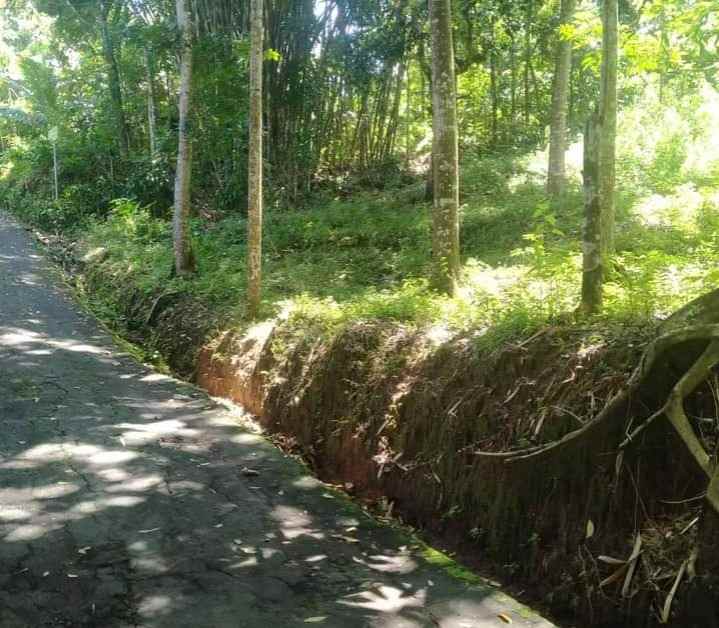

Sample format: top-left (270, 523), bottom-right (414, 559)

top-left (648, 132), bottom-right (688, 194)
top-left (41, 78), bottom-right (712, 357)
top-left (2, 0), bottom-right (719, 360)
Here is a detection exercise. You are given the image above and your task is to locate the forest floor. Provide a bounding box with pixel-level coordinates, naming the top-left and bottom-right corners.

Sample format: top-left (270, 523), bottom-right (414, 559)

top-left (0, 210), bottom-right (556, 627)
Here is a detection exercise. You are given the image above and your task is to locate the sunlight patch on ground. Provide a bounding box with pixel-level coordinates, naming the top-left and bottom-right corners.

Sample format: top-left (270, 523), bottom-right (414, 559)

top-left (67, 443), bottom-right (138, 467)
top-left (32, 482), bottom-right (80, 499)
top-left (426, 323), bottom-right (452, 346)
top-left (0, 326), bottom-right (108, 355)
top-left (4, 523), bottom-right (54, 542)
top-left (138, 595), bottom-right (173, 617)
top-left (139, 373), bottom-right (171, 383)
top-left (104, 474), bottom-right (163, 493)
top-left (0, 327), bottom-right (41, 345)
top-left (112, 419), bottom-right (198, 446)
top-left (462, 261), bottom-right (526, 298)
top-left (271, 504), bottom-right (325, 540)
top-left (354, 552), bottom-right (418, 575)
top-left (339, 584), bottom-right (426, 613)
top-left (0, 505), bottom-right (38, 522)
top-left (633, 185), bottom-right (705, 229)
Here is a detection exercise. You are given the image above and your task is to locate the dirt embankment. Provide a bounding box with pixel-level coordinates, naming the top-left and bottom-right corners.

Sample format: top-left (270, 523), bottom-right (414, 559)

top-left (55, 241), bottom-right (718, 628)
top-left (196, 319), bottom-right (719, 627)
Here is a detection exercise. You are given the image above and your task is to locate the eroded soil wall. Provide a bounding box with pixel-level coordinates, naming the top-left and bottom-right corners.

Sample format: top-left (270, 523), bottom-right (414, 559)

top-left (68, 249), bottom-right (715, 626)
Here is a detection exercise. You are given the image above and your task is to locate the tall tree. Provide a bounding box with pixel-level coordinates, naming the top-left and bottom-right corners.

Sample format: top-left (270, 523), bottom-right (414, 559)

top-left (172, 0), bottom-right (196, 276)
top-left (98, 0), bottom-right (130, 159)
top-left (598, 0), bottom-right (618, 262)
top-left (580, 112), bottom-right (601, 314)
top-left (580, 0), bottom-right (619, 314)
top-left (547, 0), bottom-right (576, 198)
top-left (144, 46), bottom-right (158, 158)
top-left (247, 0), bottom-right (263, 317)
top-left (429, 0), bottom-right (460, 296)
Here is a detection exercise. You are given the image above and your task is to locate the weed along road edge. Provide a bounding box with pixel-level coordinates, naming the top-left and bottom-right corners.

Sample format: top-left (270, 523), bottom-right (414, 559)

top-left (0, 210), bottom-right (555, 627)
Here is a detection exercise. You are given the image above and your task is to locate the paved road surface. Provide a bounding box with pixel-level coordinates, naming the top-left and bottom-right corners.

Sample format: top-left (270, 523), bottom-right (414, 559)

top-left (0, 211), bottom-right (555, 627)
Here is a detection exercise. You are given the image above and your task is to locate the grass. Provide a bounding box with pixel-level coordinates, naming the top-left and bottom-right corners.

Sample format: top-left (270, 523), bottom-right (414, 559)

top-left (420, 546), bottom-right (487, 586)
top-left (11, 89), bottom-right (719, 351)
top-left (77, 145), bottom-right (719, 349)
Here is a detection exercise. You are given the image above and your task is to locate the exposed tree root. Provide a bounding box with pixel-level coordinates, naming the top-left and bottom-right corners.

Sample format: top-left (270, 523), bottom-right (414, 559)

top-left (473, 310), bottom-right (719, 622)
top-left (475, 323), bottom-right (719, 514)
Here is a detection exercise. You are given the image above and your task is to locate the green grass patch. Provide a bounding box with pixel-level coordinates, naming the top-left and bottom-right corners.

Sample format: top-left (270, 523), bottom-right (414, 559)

top-left (77, 154), bottom-right (719, 353)
top-left (21, 92), bottom-right (719, 352)
top-left (420, 546), bottom-right (487, 586)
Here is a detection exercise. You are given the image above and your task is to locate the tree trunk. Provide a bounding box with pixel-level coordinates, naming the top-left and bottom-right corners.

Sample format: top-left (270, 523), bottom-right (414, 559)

top-left (489, 45), bottom-right (499, 146)
top-left (430, 0), bottom-right (460, 296)
top-left (598, 0), bottom-right (618, 264)
top-left (247, 0), bottom-right (264, 318)
top-left (509, 34), bottom-right (517, 127)
top-left (659, 6), bottom-right (669, 104)
top-left (580, 113), bottom-right (602, 314)
top-left (144, 47), bottom-right (158, 158)
top-left (52, 142), bottom-right (59, 202)
top-left (172, 0), bottom-right (196, 277)
top-left (99, 0), bottom-right (130, 159)
top-left (523, 0), bottom-right (533, 129)
top-left (547, 0), bottom-right (576, 198)
top-left (382, 63), bottom-right (406, 161)
top-left (405, 63), bottom-right (412, 168)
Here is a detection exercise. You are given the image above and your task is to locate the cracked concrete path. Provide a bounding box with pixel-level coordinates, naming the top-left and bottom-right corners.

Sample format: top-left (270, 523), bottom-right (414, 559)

top-left (0, 210), bottom-right (556, 628)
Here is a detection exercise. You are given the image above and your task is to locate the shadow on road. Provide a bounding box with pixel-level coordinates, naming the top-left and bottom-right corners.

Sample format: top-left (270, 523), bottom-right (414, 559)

top-left (0, 213), bottom-right (549, 628)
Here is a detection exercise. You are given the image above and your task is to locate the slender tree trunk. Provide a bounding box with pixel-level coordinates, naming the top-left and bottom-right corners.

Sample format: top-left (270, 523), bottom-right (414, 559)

top-left (144, 47), bottom-right (158, 158)
top-left (52, 142), bottom-right (59, 202)
top-left (382, 63), bottom-right (405, 161)
top-left (247, 0), bottom-right (264, 318)
top-left (569, 62), bottom-right (576, 123)
top-left (580, 113), bottom-right (602, 314)
top-left (430, 0), bottom-right (460, 296)
top-left (523, 0), bottom-right (533, 128)
top-left (509, 34), bottom-right (517, 127)
top-left (659, 7), bottom-right (668, 104)
top-left (489, 45), bottom-right (499, 146)
top-left (599, 0), bottom-right (618, 264)
top-left (405, 63), bottom-right (412, 168)
top-left (547, 0), bottom-right (576, 198)
top-left (173, 0), bottom-right (196, 277)
top-left (99, 0), bottom-right (130, 159)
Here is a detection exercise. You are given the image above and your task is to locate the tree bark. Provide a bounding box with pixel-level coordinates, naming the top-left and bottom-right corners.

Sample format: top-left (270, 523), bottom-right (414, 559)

top-left (489, 44), bottom-right (499, 146)
top-left (598, 0), bottom-right (618, 264)
top-left (547, 0), bottom-right (576, 198)
top-left (172, 0), bottom-right (196, 277)
top-left (523, 0), bottom-right (533, 129)
top-left (52, 142), bottom-right (59, 202)
top-left (144, 46), bottom-right (158, 158)
top-left (580, 113), bottom-right (602, 314)
top-left (405, 63), bottom-right (412, 168)
top-left (247, 0), bottom-right (264, 318)
top-left (99, 0), bottom-right (130, 159)
top-left (430, 0), bottom-right (460, 296)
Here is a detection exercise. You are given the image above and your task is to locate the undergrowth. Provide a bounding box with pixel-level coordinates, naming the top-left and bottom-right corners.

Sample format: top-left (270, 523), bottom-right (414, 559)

top-left (6, 89), bottom-right (719, 352)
